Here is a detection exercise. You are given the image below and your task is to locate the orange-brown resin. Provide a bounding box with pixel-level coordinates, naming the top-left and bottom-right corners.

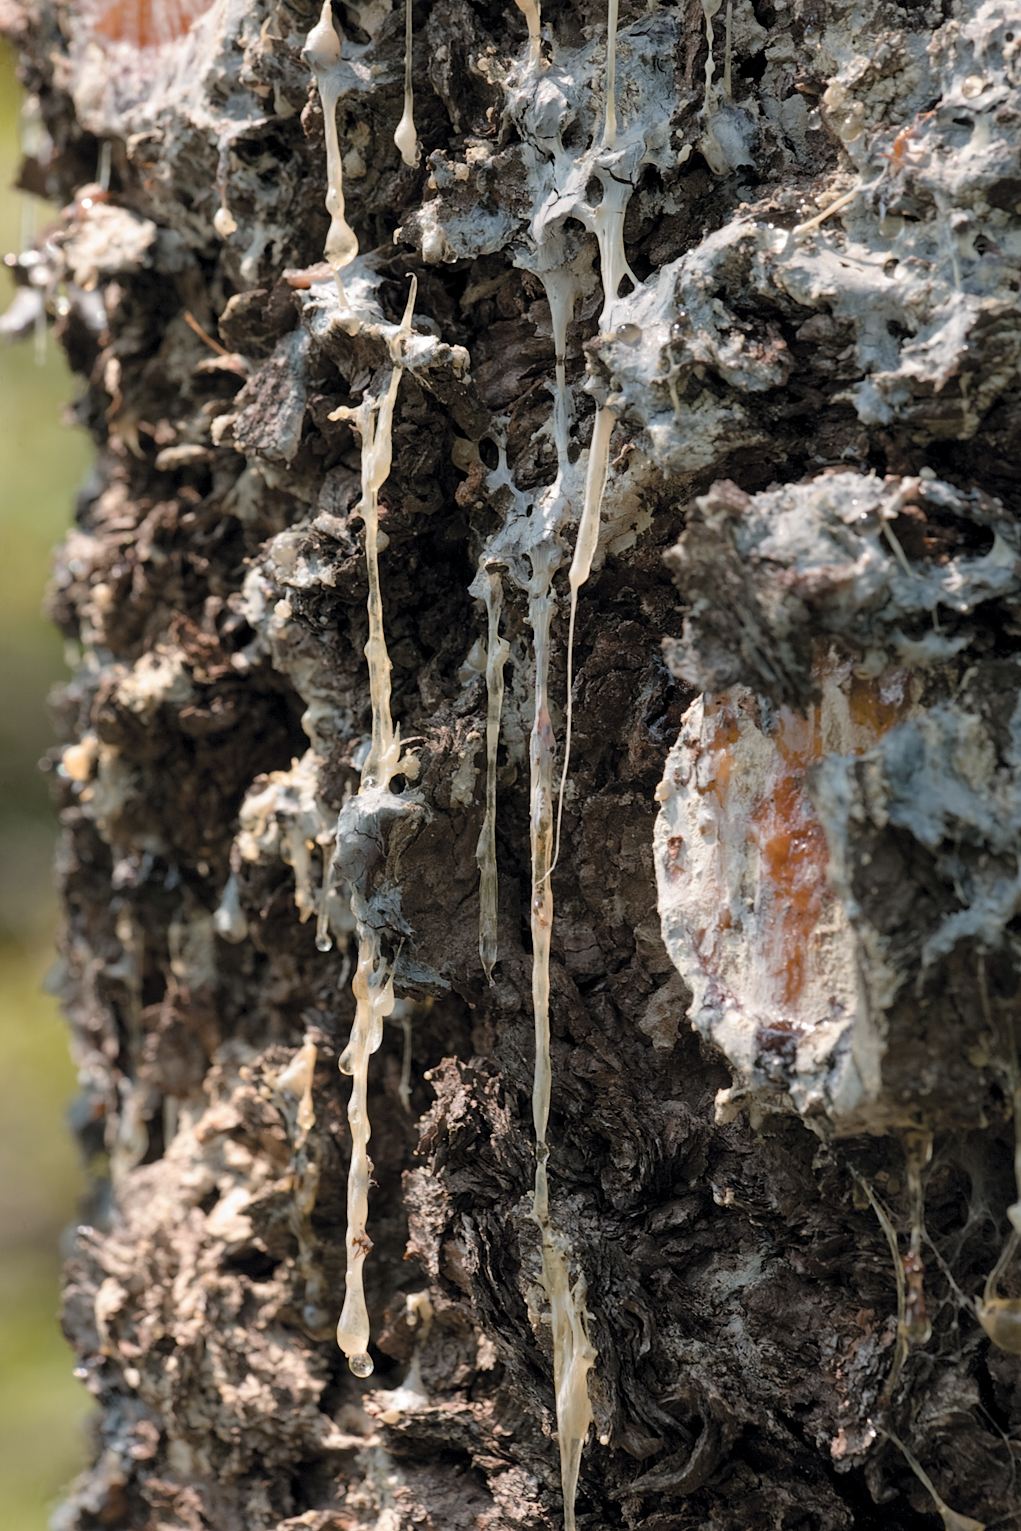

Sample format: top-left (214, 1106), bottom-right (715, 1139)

top-left (695, 650), bottom-right (909, 1017)
top-left (88, 0), bottom-right (213, 48)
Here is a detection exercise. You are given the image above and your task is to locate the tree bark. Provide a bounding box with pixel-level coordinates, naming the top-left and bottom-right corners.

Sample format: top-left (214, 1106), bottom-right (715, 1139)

top-left (3, 0), bottom-right (1021, 1526)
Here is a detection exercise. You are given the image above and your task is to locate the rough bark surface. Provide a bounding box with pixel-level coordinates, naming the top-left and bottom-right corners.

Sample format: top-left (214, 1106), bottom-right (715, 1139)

top-left (3, 0), bottom-right (1021, 1526)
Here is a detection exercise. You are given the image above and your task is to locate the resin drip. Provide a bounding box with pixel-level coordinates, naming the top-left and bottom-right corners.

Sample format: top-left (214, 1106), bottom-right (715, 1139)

top-left (555, 403), bottom-right (614, 863)
top-left (526, 543), bottom-right (596, 1531)
top-left (879, 1429), bottom-right (985, 1531)
top-left (537, 263), bottom-right (578, 475)
top-left (213, 141), bottom-right (237, 238)
top-left (329, 280), bottom-right (417, 793)
top-left (701, 0), bottom-right (722, 100)
top-left (588, 172), bottom-right (636, 328)
top-left (902, 1128), bottom-right (933, 1347)
top-left (273, 1039), bottom-right (331, 1335)
top-left (514, 0), bottom-right (542, 69)
top-left (306, 0), bottom-right (358, 301)
top-left (722, 0), bottom-right (734, 99)
top-left (336, 929), bottom-right (396, 1375)
top-left (603, 0), bottom-right (618, 146)
top-left (474, 563), bottom-right (509, 982)
top-left (547, 0), bottom-right (633, 860)
top-left (587, 0), bottom-right (637, 333)
top-left (276, 1037), bottom-right (318, 1151)
top-left (394, 0), bottom-right (420, 167)
top-left (855, 1171), bottom-right (910, 1408)
top-left (327, 284), bottom-right (417, 1375)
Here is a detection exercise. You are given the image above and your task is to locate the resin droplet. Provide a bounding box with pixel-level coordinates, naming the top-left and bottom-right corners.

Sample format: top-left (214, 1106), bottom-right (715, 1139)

top-left (976, 1297), bottom-right (1021, 1354)
top-left (977, 1228), bottom-right (1021, 1353)
top-left (394, 0), bottom-right (420, 167)
top-left (213, 203), bottom-right (237, 238)
top-left (213, 873), bottom-right (248, 943)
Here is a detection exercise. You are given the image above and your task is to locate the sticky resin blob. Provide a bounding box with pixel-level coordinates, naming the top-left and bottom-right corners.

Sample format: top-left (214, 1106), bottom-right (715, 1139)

top-left (655, 648), bottom-right (913, 1105)
top-left (86, 0), bottom-right (214, 48)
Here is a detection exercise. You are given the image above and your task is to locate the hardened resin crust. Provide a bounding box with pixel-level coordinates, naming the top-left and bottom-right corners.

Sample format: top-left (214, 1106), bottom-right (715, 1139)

top-left (4, 0), bottom-right (1021, 1525)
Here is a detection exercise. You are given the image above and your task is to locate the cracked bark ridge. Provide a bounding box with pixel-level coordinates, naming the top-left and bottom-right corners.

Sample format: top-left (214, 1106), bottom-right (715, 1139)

top-left (1, 0), bottom-right (1019, 1526)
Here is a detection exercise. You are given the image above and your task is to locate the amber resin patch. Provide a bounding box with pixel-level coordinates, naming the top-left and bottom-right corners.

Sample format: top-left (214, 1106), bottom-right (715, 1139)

top-left (655, 648), bottom-right (915, 1125)
top-left (84, 0), bottom-right (214, 49)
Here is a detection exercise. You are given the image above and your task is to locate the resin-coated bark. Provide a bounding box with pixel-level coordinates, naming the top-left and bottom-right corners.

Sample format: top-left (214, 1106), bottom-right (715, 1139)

top-left (3, 0), bottom-right (1021, 1526)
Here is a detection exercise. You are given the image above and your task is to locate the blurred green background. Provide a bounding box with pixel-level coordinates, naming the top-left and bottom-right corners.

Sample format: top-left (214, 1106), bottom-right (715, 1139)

top-left (0, 38), bottom-right (94, 1531)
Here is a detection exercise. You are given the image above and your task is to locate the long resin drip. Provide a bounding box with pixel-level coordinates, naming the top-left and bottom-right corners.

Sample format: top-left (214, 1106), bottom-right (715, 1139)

top-left (394, 0), bottom-right (420, 167)
top-left (527, 547), bottom-right (596, 1531)
top-left (701, 0), bottom-right (722, 100)
top-left (603, 0), bottom-right (618, 147)
top-left (514, 0), bottom-right (542, 69)
top-left (529, 551), bottom-right (557, 1175)
top-left (475, 565), bottom-right (509, 982)
top-left (589, 172), bottom-right (636, 329)
top-left (722, 0), bottom-right (734, 99)
top-left (328, 285), bottom-right (416, 1375)
top-left (331, 280), bottom-right (417, 793)
top-left (336, 929), bottom-right (396, 1375)
top-left (586, 0), bottom-right (636, 326)
top-left (537, 265), bottom-right (577, 475)
top-left (553, 405), bottom-right (614, 866)
top-left (306, 0), bottom-right (358, 300)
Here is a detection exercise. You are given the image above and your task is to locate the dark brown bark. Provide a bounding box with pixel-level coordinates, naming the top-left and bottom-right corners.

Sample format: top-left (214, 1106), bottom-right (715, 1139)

top-left (3, 0), bottom-right (1020, 1527)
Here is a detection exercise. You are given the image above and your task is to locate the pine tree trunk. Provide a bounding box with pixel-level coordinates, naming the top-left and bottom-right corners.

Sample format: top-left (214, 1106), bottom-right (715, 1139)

top-left (4, 0), bottom-right (1021, 1525)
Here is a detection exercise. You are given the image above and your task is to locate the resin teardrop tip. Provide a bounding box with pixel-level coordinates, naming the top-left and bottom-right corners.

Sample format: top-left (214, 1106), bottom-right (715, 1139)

top-left (348, 1351), bottom-right (374, 1378)
top-left (315, 932), bottom-right (333, 952)
top-left (306, 0), bottom-right (341, 65)
top-left (941, 1513), bottom-right (986, 1531)
top-left (976, 1297), bottom-right (1021, 1354)
top-left (213, 205), bottom-right (237, 237)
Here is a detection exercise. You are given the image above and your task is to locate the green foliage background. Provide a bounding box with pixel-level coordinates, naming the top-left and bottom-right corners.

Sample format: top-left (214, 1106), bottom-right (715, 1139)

top-left (0, 39), bottom-right (94, 1531)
